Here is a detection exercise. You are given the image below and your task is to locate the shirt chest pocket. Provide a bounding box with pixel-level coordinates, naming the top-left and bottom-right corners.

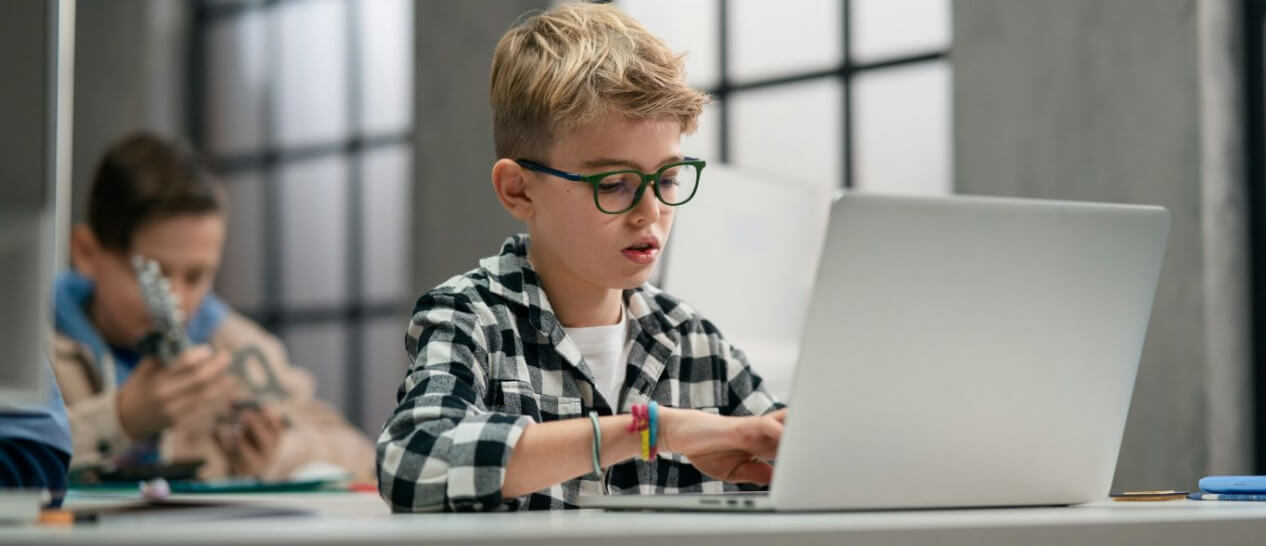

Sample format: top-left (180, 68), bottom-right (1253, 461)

top-left (490, 380), bottom-right (584, 422)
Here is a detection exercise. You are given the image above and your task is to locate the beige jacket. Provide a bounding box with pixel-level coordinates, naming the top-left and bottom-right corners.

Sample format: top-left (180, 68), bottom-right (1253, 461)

top-left (52, 312), bottom-right (375, 482)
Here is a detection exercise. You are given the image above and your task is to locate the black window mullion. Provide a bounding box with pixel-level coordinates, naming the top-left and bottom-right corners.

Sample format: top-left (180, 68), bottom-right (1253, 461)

top-left (261, 1), bottom-right (283, 336)
top-left (1244, 0), bottom-right (1266, 474)
top-left (202, 0), bottom-right (277, 23)
top-left (710, 51), bottom-right (947, 96)
top-left (842, 0), bottom-right (852, 190)
top-left (209, 131), bottom-right (411, 175)
top-left (343, 0), bottom-right (366, 429)
top-left (238, 301), bottom-right (408, 330)
top-left (712, 0), bottom-right (946, 190)
top-left (717, 0), bottom-right (730, 163)
top-left (189, 1), bottom-right (209, 152)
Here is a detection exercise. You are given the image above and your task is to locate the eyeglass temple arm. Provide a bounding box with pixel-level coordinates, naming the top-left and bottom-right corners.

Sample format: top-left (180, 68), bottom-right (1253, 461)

top-left (515, 159), bottom-right (584, 181)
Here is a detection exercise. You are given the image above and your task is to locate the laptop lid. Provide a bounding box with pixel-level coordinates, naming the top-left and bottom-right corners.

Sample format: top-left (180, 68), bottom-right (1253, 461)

top-left (770, 193), bottom-right (1169, 511)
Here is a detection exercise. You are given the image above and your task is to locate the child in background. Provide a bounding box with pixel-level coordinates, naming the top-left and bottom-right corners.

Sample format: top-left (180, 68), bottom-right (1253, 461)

top-left (53, 133), bottom-right (374, 481)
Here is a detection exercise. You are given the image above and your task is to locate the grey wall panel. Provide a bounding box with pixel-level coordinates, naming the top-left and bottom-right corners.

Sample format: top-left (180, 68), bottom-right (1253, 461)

top-left (411, 0), bottom-right (549, 296)
top-left (954, 0), bottom-right (1249, 489)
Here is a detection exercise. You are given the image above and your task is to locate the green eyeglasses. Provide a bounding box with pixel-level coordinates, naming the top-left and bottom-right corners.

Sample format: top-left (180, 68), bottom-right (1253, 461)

top-left (515, 157), bottom-right (706, 215)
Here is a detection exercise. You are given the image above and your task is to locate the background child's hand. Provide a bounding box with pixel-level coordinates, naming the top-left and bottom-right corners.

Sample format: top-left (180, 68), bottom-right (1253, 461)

top-left (116, 345), bottom-right (236, 440)
top-left (215, 406), bottom-right (286, 479)
top-left (660, 408), bottom-right (786, 485)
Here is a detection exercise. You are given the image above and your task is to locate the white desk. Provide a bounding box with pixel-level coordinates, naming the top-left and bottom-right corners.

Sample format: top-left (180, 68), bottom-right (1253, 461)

top-left (4, 497), bottom-right (1266, 546)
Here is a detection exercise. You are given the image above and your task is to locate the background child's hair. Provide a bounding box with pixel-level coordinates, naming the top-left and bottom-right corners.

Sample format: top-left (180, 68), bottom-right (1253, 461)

top-left (490, 2), bottom-right (710, 161)
top-left (87, 132), bottom-right (227, 252)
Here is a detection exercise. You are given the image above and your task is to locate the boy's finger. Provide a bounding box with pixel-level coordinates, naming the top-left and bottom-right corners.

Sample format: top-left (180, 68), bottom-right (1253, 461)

top-left (240, 412), bottom-right (267, 448)
top-left (168, 376), bottom-right (236, 421)
top-left (261, 408), bottom-right (286, 436)
top-left (744, 419), bottom-right (783, 460)
top-left (160, 356), bottom-right (231, 399)
top-left (172, 345), bottom-right (215, 370)
top-left (214, 426), bottom-right (236, 453)
top-left (236, 436), bottom-right (266, 474)
top-left (248, 410), bottom-right (282, 451)
top-left (199, 376), bottom-right (240, 405)
top-left (132, 357), bottom-right (162, 377)
top-left (728, 460), bottom-right (773, 485)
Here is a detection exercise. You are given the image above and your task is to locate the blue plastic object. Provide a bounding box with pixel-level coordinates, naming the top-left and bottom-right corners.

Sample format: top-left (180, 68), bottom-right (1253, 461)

top-left (1198, 475), bottom-right (1266, 494)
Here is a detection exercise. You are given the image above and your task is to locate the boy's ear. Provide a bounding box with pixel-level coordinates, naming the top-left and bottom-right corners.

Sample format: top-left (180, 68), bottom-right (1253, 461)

top-left (491, 158), bottom-right (534, 221)
top-left (69, 224), bottom-right (104, 278)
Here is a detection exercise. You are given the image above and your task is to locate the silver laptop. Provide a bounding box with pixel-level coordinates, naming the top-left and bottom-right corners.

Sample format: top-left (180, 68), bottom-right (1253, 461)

top-left (579, 193), bottom-right (1170, 511)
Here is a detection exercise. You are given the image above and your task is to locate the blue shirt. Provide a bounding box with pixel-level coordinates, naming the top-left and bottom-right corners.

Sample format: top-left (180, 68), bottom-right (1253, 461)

top-left (0, 360), bottom-right (73, 494)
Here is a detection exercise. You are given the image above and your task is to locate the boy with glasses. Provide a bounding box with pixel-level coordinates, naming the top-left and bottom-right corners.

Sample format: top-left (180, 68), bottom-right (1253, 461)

top-left (377, 3), bottom-right (785, 512)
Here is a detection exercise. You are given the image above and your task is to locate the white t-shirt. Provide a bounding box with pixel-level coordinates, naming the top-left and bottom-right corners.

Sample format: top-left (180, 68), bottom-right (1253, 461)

top-left (563, 308), bottom-right (632, 406)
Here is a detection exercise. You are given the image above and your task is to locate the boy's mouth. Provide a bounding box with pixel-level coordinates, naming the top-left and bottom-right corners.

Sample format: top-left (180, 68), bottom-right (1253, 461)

top-left (621, 238), bottom-right (660, 265)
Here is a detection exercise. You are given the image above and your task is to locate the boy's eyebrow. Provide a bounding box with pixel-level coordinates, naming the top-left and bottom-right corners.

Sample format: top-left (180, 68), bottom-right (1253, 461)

top-left (579, 155), bottom-right (685, 172)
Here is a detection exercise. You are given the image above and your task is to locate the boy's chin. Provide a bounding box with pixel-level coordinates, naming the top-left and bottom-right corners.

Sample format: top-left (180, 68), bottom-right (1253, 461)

top-left (611, 270), bottom-right (654, 290)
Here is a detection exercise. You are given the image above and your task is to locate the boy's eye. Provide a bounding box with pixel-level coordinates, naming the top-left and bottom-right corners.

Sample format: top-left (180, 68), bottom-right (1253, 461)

top-left (597, 173), bottom-right (637, 193)
top-left (596, 181), bottom-right (624, 193)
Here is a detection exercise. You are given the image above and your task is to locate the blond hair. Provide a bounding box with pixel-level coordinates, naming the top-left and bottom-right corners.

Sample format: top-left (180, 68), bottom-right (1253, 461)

top-left (490, 2), bottom-right (710, 160)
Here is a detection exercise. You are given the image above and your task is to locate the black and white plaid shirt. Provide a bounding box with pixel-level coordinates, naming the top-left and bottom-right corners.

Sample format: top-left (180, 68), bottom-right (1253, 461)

top-left (377, 235), bottom-right (783, 512)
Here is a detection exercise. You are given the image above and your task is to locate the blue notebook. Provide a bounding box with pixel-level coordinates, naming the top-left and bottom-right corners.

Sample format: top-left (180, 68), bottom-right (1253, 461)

top-left (1189, 492), bottom-right (1266, 502)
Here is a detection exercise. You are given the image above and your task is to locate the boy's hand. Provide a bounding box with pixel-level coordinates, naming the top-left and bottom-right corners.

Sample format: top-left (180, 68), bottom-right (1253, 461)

top-left (215, 406), bottom-right (286, 479)
top-left (659, 408), bottom-right (786, 485)
top-left (116, 345), bottom-right (237, 440)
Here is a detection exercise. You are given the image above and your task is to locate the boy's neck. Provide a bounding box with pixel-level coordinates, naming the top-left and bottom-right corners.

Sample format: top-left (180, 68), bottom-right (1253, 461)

top-left (87, 295), bottom-right (138, 349)
top-left (527, 248), bottom-right (623, 328)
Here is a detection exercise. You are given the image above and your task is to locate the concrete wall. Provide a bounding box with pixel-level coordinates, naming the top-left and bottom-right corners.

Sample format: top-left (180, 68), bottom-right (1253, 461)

top-left (0, 0), bottom-right (53, 209)
top-left (411, 0), bottom-right (549, 294)
top-left (70, 0), bottom-right (187, 222)
top-left (0, 0), bottom-right (60, 400)
top-left (1197, 0), bottom-right (1252, 479)
top-left (953, 0), bottom-right (1249, 489)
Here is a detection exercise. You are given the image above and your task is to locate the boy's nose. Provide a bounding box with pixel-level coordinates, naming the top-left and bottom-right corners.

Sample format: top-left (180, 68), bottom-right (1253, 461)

top-left (627, 187), bottom-right (661, 225)
top-left (168, 280), bottom-right (199, 318)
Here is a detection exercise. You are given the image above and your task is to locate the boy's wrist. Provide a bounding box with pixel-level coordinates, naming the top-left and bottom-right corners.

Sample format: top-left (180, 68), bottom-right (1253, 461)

top-left (656, 406), bottom-right (684, 454)
top-left (115, 388), bottom-right (149, 441)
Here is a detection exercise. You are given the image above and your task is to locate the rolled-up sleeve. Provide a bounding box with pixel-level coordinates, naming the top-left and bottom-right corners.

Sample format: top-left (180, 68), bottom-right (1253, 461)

top-left (376, 293), bottom-right (533, 512)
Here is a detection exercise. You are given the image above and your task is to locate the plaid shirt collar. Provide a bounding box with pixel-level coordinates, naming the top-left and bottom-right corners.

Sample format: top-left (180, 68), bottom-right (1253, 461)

top-left (480, 234), bottom-right (690, 410)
